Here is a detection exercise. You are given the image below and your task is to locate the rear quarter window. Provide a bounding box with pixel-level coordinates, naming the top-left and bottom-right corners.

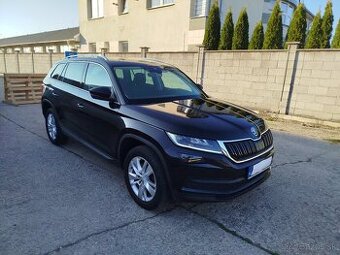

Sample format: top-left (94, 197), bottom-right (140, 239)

top-left (50, 63), bottom-right (66, 80)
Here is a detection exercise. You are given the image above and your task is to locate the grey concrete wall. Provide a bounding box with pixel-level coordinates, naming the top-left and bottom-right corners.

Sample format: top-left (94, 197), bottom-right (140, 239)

top-left (202, 48), bottom-right (340, 122)
top-left (288, 50), bottom-right (340, 121)
top-left (202, 50), bottom-right (287, 113)
top-left (0, 48), bottom-right (339, 122)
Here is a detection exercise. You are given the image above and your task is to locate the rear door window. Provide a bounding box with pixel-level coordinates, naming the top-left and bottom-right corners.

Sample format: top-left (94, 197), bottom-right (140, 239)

top-left (63, 62), bottom-right (87, 88)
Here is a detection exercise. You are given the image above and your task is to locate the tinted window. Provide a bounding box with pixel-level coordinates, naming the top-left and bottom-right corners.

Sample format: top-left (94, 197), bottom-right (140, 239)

top-left (113, 66), bottom-right (201, 102)
top-left (129, 68), bottom-right (154, 86)
top-left (63, 62), bottom-right (87, 88)
top-left (161, 71), bottom-right (191, 92)
top-left (84, 64), bottom-right (112, 90)
top-left (50, 63), bottom-right (66, 80)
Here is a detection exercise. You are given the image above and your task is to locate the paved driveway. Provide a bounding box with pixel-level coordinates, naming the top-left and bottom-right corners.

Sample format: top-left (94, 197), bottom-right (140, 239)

top-left (0, 103), bottom-right (339, 255)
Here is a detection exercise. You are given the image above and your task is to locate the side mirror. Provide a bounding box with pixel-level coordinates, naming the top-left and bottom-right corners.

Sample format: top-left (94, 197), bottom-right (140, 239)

top-left (196, 83), bottom-right (203, 90)
top-left (90, 86), bottom-right (112, 101)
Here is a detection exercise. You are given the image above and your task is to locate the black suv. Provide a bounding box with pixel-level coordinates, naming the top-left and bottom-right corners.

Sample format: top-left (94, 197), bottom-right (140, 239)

top-left (42, 56), bottom-right (274, 209)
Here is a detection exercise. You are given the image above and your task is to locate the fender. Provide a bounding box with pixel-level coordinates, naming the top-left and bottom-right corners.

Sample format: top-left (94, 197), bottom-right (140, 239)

top-left (118, 133), bottom-right (176, 200)
top-left (41, 98), bottom-right (56, 116)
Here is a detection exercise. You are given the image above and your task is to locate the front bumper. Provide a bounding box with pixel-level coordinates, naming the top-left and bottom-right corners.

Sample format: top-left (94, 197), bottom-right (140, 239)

top-left (161, 136), bottom-right (274, 201)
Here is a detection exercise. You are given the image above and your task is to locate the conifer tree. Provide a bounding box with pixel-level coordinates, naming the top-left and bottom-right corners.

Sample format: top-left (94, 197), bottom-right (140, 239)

top-left (321, 0), bottom-right (334, 48)
top-left (331, 19), bottom-right (340, 48)
top-left (232, 8), bottom-right (249, 50)
top-left (263, 1), bottom-right (283, 49)
top-left (249, 22), bottom-right (264, 49)
top-left (219, 9), bottom-right (234, 50)
top-left (286, 3), bottom-right (307, 48)
top-left (203, 1), bottom-right (221, 50)
top-left (305, 12), bottom-right (323, 49)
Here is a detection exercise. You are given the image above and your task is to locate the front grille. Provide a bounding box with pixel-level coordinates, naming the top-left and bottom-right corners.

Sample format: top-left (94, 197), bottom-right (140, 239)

top-left (223, 130), bottom-right (273, 162)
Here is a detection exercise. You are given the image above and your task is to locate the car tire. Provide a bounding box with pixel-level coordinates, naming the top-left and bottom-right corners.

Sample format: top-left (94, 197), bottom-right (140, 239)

top-left (124, 145), bottom-right (168, 210)
top-left (45, 109), bottom-right (67, 145)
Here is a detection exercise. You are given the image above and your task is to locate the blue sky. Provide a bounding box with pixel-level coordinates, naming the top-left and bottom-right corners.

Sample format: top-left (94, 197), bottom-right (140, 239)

top-left (304, 0), bottom-right (340, 22)
top-left (0, 0), bottom-right (79, 38)
top-left (0, 0), bottom-right (339, 38)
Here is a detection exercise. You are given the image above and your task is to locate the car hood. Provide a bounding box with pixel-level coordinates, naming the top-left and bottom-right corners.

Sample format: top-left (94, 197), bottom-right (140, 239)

top-left (123, 97), bottom-right (267, 141)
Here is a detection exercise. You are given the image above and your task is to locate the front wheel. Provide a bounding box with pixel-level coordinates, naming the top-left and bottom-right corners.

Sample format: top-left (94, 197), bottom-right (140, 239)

top-left (45, 109), bottom-right (67, 145)
top-left (124, 145), bottom-right (168, 210)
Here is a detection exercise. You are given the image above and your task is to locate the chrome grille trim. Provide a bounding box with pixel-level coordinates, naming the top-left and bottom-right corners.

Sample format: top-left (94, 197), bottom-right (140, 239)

top-left (217, 129), bottom-right (274, 164)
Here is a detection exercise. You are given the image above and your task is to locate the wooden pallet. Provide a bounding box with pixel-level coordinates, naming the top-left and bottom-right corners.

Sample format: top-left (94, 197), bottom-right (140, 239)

top-left (4, 74), bottom-right (46, 105)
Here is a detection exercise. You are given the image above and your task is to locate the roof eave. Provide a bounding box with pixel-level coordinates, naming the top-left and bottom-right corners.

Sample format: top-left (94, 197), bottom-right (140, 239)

top-left (0, 38), bottom-right (79, 48)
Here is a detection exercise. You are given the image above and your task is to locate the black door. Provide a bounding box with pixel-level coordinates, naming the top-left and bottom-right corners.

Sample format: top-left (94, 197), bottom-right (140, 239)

top-left (59, 62), bottom-right (88, 136)
top-left (74, 63), bottom-right (124, 157)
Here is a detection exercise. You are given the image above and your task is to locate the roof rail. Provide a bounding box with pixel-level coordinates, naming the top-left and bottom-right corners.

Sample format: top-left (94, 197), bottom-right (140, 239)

top-left (67, 53), bottom-right (109, 61)
top-left (97, 55), bottom-right (109, 61)
top-left (141, 58), bottom-right (176, 68)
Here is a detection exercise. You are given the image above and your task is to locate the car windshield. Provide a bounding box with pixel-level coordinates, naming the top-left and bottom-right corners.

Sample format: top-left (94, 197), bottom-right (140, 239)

top-left (112, 65), bottom-right (203, 103)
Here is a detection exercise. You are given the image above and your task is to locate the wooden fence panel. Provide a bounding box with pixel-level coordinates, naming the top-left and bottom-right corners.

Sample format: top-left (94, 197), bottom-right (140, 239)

top-left (4, 74), bottom-right (45, 105)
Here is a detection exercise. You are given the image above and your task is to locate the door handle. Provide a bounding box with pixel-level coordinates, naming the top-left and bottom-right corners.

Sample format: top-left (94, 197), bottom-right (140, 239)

top-left (51, 92), bottom-right (59, 97)
top-left (77, 103), bottom-right (85, 109)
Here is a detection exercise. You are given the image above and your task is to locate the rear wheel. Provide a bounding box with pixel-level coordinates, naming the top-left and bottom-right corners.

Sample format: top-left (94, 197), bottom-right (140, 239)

top-left (124, 145), bottom-right (168, 210)
top-left (45, 109), bottom-right (67, 145)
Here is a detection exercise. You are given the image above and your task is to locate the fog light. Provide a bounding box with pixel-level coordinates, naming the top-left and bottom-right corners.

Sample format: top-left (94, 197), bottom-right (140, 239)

top-left (180, 154), bottom-right (203, 163)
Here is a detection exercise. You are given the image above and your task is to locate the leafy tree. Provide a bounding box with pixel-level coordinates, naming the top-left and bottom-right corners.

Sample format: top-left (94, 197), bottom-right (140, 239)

top-left (331, 19), bottom-right (340, 48)
top-left (305, 12), bottom-right (323, 49)
top-left (219, 9), bottom-right (234, 50)
top-left (203, 1), bottom-right (220, 50)
top-left (263, 1), bottom-right (283, 49)
top-left (286, 3), bottom-right (307, 48)
top-left (321, 0), bottom-right (334, 48)
top-left (232, 8), bottom-right (249, 50)
top-left (249, 22), bottom-right (264, 49)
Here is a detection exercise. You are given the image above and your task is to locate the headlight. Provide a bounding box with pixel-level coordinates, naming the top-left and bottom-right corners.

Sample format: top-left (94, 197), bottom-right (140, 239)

top-left (166, 132), bottom-right (222, 154)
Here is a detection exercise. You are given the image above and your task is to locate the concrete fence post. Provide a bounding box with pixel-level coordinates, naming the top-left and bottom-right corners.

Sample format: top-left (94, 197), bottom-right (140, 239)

top-left (48, 49), bottom-right (54, 68)
top-left (15, 50), bottom-right (20, 73)
top-left (195, 45), bottom-right (205, 85)
top-left (100, 48), bottom-right (108, 56)
top-left (31, 50), bottom-right (35, 74)
top-left (279, 41), bottom-right (300, 114)
top-left (2, 52), bottom-right (7, 73)
top-left (140, 47), bottom-right (149, 58)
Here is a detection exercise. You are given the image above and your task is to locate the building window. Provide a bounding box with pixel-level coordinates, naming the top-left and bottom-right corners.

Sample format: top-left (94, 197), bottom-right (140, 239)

top-left (34, 46), bottom-right (43, 53)
top-left (119, 41), bottom-right (128, 52)
top-left (90, 0), bottom-right (104, 19)
top-left (60, 45), bottom-right (70, 52)
top-left (119, 0), bottom-right (128, 14)
top-left (281, 2), bottom-right (294, 26)
top-left (193, 0), bottom-right (207, 17)
top-left (148, 0), bottom-right (174, 9)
